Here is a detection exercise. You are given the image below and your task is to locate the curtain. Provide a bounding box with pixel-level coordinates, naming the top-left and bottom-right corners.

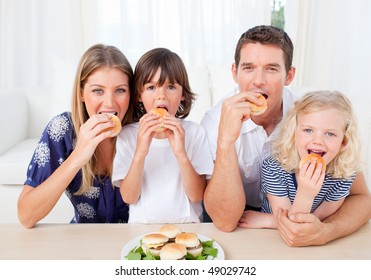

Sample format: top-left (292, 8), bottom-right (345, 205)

top-left (285, 0), bottom-right (371, 103)
top-left (0, 0), bottom-right (271, 89)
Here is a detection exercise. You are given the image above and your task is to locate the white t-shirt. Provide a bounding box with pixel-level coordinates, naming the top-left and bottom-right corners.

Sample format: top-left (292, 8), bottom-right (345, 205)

top-left (112, 119), bottom-right (214, 224)
top-left (200, 87), bottom-right (297, 208)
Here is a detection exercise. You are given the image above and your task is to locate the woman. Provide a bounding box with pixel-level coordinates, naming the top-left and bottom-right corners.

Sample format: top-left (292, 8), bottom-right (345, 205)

top-left (18, 44), bottom-right (134, 228)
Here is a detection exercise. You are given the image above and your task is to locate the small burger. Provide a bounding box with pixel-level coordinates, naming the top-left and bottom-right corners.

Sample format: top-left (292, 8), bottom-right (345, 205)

top-left (159, 243), bottom-right (187, 260)
top-left (159, 224), bottom-right (182, 242)
top-left (141, 233), bottom-right (169, 257)
top-left (149, 108), bottom-right (168, 132)
top-left (175, 232), bottom-right (203, 257)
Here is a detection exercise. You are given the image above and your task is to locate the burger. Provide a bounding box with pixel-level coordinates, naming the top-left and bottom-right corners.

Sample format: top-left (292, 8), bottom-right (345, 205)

top-left (159, 243), bottom-right (187, 260)
top-left (149, 108), bottom-right (168, 132)
top-left (299, 153), bottom-right (326, 172)
top-left (141, 233), bottom-right (169, 257)
top-left (100, 114), bottom-right (122, 137)
top-left (159, 224), bottom-right (182, 242)
top-left (175, 232), bottom-right (203, 257)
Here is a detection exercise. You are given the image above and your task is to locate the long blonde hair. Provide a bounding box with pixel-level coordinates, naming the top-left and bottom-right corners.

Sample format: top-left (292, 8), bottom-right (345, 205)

top-left (272, 91), bottom-right (361, 178)
top-left (71, 44), bottom-right (134, 194)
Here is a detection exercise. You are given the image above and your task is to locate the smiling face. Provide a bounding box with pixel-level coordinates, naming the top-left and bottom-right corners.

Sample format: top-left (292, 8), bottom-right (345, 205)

top-left (139, 68), bottom-right (184, 116)
top-left (232, 43), bottom-right (295, 118)
top-left (295, 108), bottom-right (346, 166)
top-left (81, 66), bottom-right (131, 121)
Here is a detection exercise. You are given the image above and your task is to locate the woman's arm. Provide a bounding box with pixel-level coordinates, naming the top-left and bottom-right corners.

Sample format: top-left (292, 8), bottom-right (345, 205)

top-left (18, 154), bottom-right (83, 228)
top-left (17, 114), bottom-right (116, 228)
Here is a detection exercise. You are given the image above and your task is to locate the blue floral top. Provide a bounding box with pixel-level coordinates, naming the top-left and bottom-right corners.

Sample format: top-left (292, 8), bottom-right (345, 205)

top-left (25, 112), bottom-right (129, 223)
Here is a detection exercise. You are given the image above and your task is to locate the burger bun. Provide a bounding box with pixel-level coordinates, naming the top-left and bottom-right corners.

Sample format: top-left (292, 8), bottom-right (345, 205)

top-left (101, 114), bottom-right (122, 137)
top-left (159, 224), bottom-right (182, 240)
top-left (299, 153), bottom-right (326, 172)
top-left (250, 94), bottom-right (267, 116)
top-left (160, 243), bottom-right (187, 260)
top-left (141, 233), bottom-right (169, 257)
top-left (175, 232), bottom-right (203, 257)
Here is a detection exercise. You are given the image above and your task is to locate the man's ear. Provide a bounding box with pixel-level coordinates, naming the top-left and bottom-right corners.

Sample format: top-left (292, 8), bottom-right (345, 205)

top-left (284, 66), bottom-right (296, 86)
top-left (231, 63), bottom-right (238, 83)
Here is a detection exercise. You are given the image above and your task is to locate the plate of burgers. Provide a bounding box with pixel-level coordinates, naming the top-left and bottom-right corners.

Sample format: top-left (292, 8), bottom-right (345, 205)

top-left (121, 224), bottom-right (225, 260)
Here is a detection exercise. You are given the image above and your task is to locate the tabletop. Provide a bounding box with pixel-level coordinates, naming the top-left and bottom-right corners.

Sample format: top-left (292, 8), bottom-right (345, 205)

top-left (1, 222), bottom-right (370, 260)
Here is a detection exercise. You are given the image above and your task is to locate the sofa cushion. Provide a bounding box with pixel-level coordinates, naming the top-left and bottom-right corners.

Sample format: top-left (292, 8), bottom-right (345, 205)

top-left (0, 92), bottom-right (28, 154)
top-left (0, 138), bottom-right (38, 185)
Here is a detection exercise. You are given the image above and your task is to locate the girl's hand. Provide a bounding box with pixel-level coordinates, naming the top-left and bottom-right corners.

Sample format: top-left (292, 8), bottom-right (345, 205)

top-left (163, 115), bottom-right (186, 158)
top-left (136, 113), bottom-right (161, 158)
top-left (72, 114), bottom-right (117, 166)
top-left (296, 160), bottom-right (325, 199)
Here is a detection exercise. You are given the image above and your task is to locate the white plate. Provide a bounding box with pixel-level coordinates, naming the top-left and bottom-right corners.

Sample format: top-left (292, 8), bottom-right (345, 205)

top-left (121, 233), bottom-right (225, 260)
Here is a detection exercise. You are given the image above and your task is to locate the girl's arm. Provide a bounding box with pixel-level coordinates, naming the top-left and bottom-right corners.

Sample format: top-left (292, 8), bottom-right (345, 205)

top-left (290, 160), bottom-right (325, 216)
top-left (18, 114), bottom-right (115, 228)
top-left (163, 116), bottom-right (205, 202)
top-left (266, 194), bottom-right (292, 229)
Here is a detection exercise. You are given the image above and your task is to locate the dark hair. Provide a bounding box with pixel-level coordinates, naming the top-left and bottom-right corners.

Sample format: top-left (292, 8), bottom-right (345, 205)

top-left (234, 25), bottom-right (294, 73)
top-left (133, 48), bottom-right (195, 121)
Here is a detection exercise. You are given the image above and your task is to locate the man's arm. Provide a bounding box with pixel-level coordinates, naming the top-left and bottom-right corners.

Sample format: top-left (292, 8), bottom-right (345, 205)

top-left (204, 142), bottom-right (245, 232)
top-left (203, 93), bottom-right (259, 232)
top-left (277, 172), bottom-right (371, 246)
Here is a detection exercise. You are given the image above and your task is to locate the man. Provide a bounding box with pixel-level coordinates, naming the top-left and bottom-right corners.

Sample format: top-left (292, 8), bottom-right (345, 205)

top-left (201, 25), bottom-right (371, 246)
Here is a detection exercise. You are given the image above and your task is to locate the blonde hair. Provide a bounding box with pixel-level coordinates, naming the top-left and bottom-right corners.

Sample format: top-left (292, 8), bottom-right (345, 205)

top-left (272, 91), bottom-right (361, 178)
top-left (71, 44), bottom-right (134, 194)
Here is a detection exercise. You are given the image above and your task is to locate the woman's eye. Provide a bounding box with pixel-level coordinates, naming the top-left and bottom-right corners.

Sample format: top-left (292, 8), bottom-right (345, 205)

top-left (93, 89), bottom-right (103, 94)
top-left (116, 88), bottom-right (127, 94)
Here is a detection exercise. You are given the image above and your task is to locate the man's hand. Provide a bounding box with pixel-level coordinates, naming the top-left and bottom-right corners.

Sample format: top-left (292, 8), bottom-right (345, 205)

top-left (276, 208), bottom-right (330, 246)
top-left (217, 91), bottom-right (263, 146)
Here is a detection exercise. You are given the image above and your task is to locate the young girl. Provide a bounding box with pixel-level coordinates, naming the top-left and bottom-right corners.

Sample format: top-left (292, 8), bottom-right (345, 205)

top-left (112, 48), bottom-right (214, 223)
top-left (18, 44), bottom-right (134, 228)
top-left (240, 91), bottom-right (362, 228)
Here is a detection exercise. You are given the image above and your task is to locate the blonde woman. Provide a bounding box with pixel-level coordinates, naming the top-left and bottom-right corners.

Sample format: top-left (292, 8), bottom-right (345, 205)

top-left (18, 44), bottom-right (134, 228)
top-left (241, 91), bottom-right (363, 229)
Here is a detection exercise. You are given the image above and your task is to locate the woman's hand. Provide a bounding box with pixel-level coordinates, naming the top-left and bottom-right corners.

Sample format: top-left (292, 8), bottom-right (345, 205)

top-left (72, 113), bottom-right (116, 166)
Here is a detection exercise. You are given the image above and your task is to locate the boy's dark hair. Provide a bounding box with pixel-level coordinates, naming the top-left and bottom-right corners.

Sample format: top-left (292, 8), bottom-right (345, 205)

top-left (133, 48), bottom-right (195, 121)
top-left (234, 25), bottom-right (294, 73)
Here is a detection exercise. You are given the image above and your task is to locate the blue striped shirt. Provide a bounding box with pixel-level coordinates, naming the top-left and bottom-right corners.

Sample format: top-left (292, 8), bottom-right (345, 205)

top-left (261, 156), bottom-right (355, 213)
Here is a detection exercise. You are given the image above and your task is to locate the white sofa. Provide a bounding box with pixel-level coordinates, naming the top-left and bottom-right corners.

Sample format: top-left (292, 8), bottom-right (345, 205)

top-left (1, 65), bottom-right (370, 223)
